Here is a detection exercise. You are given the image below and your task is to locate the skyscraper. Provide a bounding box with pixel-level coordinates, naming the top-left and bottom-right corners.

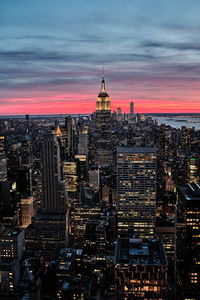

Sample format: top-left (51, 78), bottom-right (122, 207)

top-left (89, 168), bottom-right (100, 191)
top-left (177, 183), bottom-right (200, 299)
top-left (95, 77), bottom-right (112, 166)
top-left (0, 181), bottom-right (19, 227)
top-left (16, 168), bottom-right (32, 198)
top-left (41, 132), bottom-right (63, 211)
top-left (130, 101), bottom-right (134, 114)
top-left (0, 226), bottom-right (24, 294)
top-left (18, 135), bottom-right (33, 199)
top-left (63, 160), bottom-right (78, 193)
top-left (20, 197), bottom-right (34, 228)
top-left (117, 147), bottom-right (157, 238)
top-left (65, 116), bottom-right (76, 159)
top-left (78, 128), bottom-right (88, 156)
top-left (25, 132), bottom-right (67, 258)
top-left (20, 135), bottom-right (32, 168)
top-left (0, 136), bottom-right (7, 182)
top-left (188, 155), bottom-right (199, 183)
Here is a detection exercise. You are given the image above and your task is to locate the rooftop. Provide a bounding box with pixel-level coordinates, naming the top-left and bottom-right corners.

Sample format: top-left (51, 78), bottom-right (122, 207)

top-left (179, 183), bottom-right (200, 202)
top-left (117, 146), bottom-right (157, 154)
top-left (0, 227), bottom-right (23, 237)
top-left (115, 238), bottom-right (167, 266)
top-left (33, 210), bottom-right (66, 221)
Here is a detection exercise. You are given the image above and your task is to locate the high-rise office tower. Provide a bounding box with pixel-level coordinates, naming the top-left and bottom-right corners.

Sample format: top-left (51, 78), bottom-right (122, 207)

top-left (95, 77), bottom-right (112, 166)
top-left (20, 196), bottom-right (34, 228)
top-left (89, 168), bottom-right (100, 192)
top-left (75, 154), bottom-right (87, 181)
top-left (41, 133), bottom-right (63, 211)
top-left (65, 116), bottom-right (76, 159)
top-left (25, 114), bottom-right (30, 129)
top-left (130, 101), bottom-right (134, 114)
top-left (180, 126), bottom-right (192, 154)
top-left (177, 183), bottom-right (200, 299)
top-left (19, 135), bottom-right (33, 199)
top-left (188, 155), bottom-right (199, 183)
top-left (0, 226), bottom-right (24, 294)
top-left (78, 128), bottom-right (88, 156)
top-left (16, 168), bottom-right (32, 198)
top-left (20, 135), bottom-right (32, 168)
top-left (117, 147), bottom-right (157, 238)
top-left (0, 181), bottom-right (19, 227)
top-left (25, 210), bottom-right (67, 258)
top-left (63, 160), bottom-right (78, 193)
top-left (68, 186), bottom-right (101, 247)
top-left (25, 132), bottom-right (67, 258)
top-left (0, 136), bottom-right (7, 182)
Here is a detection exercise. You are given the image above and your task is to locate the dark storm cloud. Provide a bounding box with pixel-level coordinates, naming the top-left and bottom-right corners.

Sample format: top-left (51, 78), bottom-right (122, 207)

top-left (0, 50), bottom-right (77, 62)
top-left (143, 41), bottom-right (200, 51)
top-left (0, 49), bottom-right (157, 64)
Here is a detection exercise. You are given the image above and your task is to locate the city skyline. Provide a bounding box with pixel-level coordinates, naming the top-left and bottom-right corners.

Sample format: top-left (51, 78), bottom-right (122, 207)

top-left (0, 90), bottom-right (200, 297)
top-left (1, 0), bottom-right (200, 115)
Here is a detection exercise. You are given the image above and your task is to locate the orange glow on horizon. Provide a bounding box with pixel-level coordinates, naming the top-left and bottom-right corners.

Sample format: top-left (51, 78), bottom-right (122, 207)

top-left (1, 92), bottom-right (200, 115)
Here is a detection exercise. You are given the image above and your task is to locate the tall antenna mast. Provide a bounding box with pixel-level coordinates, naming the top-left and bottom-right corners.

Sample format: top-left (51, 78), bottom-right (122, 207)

top-left (102, 65), bottom-right (105, 78)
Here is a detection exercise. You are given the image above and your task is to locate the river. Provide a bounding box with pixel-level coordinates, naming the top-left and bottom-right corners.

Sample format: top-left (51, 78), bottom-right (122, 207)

top-left (153, 115), bottom-right (200, 130)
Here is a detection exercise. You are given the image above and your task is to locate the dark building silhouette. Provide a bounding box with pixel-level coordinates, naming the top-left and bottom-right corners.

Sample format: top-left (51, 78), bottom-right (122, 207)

top-left (16, 168), bottom-right (32, 198)
top-left (0, 181), bottom-right (19, 227)
top-left (0, 136), bottom-right (7, 182)
top-left (177, 183), bottom-right (200, 299)
top-left (130, 101), bottom-right (134, 114)
top-left (0, 226), bottom-right (24, 296)
top-left (41, 132), bottom-right (64, 211)
top-left (20, 135), bottom-right (32, 168)
top-left (65, 116), bottom-right (76, 159)
top-left (25, 132), bottom-right (67, 259)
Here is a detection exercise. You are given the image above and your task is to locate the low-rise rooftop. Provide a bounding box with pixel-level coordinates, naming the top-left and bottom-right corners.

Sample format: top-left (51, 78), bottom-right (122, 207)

top-left (179, 183), bottom-right (200, 202)
top-left (117, 146), bottom-right (156, 154)
top-left (115, 238), bottom-right (167, 266)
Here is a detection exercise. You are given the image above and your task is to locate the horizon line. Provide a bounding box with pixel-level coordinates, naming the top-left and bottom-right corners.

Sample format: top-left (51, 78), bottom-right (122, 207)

top-left (1, 112), bottom-right (200, 117)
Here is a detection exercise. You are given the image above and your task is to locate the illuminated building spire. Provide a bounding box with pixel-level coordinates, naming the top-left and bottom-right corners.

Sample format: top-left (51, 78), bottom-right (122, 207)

top-left (95, 73), bottom-right (112, 166)
top-left (96, 75), bottom-right (110, 111)
top-left (99, 78), bottom-right (108, 96)
top-left (98, 66), bottom-right (108, 98)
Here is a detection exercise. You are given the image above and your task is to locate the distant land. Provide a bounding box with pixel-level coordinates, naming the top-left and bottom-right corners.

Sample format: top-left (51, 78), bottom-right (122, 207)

top-left (0, 113), bottom-right (200, 119)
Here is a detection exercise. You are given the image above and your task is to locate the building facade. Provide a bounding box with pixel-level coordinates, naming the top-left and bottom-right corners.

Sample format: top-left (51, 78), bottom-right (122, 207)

top-left (95, 77), bottom-right (112, 166)
top-left (42, 133), bottom-right (63, 211)
top-left (117, 147), bottom-right (157, 238)
top-left (0, 136), bottom-right (7, 182)
top-left (177, 183), bottom-right (200, 299)
top-left (114, 238), bottom-right (168, 299)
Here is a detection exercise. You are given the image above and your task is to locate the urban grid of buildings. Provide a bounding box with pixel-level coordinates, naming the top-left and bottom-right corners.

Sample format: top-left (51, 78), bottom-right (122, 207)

top-left (0, 77), bottom-right (199, 300)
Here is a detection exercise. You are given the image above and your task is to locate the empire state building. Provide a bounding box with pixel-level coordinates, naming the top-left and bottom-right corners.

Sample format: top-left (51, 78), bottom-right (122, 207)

top-left (95, 77), bottom-right (112, 166)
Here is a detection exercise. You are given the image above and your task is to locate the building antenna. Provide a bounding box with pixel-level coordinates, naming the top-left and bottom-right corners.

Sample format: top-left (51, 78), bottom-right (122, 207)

top-left (102, 65), bottom-right (105, 79)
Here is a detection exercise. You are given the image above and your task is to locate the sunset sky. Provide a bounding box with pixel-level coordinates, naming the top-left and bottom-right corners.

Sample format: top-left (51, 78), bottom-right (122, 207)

top-left (1, 0), bottom-right (200, 115)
